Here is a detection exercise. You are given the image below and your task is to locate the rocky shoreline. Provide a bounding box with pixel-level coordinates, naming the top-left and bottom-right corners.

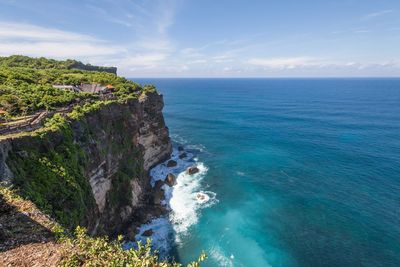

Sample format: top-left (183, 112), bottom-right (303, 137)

top-left (125, 145), bottom-right (202, 241)
top-left (123, 142), bottom-right (217, 258)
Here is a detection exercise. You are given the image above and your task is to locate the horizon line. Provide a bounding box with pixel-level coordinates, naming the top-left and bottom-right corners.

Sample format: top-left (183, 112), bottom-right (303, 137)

top-left (127, 76), bottom-right (400, 79)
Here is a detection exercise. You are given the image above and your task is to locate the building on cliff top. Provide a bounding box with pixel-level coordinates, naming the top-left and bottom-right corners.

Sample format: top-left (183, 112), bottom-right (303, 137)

top-left (52, 85), bottom-right (81, 92)
top-left (53, 84), bottom-right (115, 94)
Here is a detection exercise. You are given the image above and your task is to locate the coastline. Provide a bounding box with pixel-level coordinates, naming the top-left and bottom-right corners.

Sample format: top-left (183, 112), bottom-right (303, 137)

top-left (125, 143), bottom-right (218, 259)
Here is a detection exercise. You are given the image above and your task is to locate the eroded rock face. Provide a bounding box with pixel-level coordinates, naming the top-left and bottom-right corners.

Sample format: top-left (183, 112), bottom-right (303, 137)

top-left (74, 92), bottom-right (172, 235)
top-left (138, 93), bottom-right (172, 171)
top-left (153, 180), bottom-right (166, 205)
top-left (88, 161), bottom-right (111, 213)
top-left (0, 91), bottom-right (172, 236)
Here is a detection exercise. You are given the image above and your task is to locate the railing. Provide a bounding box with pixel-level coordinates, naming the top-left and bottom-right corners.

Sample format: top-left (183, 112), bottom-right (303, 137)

top-left (0, 94), bottom-right (118, 136)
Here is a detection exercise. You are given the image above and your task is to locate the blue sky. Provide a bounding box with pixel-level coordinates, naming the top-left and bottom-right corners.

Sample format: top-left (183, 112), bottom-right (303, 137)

top-left (0, 0), bottom-right (399, 77)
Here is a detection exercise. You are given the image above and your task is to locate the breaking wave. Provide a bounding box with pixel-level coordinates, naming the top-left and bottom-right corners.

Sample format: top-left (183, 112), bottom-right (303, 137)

top-left (127, 140), bottom-right (218, 258)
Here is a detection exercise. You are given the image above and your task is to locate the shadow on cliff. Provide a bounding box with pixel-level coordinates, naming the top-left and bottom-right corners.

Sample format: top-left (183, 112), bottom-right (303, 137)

top-left (0, 193), bottom-right (56, 252)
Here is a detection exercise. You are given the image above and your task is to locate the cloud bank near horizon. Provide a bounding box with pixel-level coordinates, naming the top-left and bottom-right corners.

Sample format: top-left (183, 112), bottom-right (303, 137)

top-left (0, 0), bottom-right (399, 77)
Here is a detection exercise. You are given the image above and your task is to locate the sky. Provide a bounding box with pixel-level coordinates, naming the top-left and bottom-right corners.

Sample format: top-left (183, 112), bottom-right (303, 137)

top-left (0, 0), bottom-right (400, 77)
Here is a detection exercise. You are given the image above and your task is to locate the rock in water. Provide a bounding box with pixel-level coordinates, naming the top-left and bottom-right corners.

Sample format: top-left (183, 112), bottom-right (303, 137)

top-left (166, 160), bottom-right (177, 167)
top-left (197, 193), bottom-right (205, 200)
top-left (142, 229), bottom-right (153, 237)
top-left (165, 173), bottom-right (176, 187)
top-left (186, 166), bottom-right (199, 175)
top-left (178, 146), bottom-right (184, 151)
top-left (179, 152), bottom-right (187, 159)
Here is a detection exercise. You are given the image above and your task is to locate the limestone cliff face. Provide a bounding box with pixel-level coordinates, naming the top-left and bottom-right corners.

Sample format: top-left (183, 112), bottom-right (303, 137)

top-left (138, 93), bottom-right (172, 171)
top-left (0, 91), bottom-right (172, 236)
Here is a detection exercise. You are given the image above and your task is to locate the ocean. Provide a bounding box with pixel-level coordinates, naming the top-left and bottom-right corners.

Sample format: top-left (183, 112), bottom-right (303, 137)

top-left (130, 78), bottom-right (400, 267)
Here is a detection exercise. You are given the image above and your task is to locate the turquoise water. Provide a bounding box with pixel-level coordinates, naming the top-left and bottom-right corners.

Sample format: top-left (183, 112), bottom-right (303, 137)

top-left (134, 78), bottom-right (400, 267)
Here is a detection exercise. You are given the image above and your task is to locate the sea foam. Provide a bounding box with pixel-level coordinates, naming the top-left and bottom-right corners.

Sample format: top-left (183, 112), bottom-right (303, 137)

top-left (130, 143), bottom-right (218, 258)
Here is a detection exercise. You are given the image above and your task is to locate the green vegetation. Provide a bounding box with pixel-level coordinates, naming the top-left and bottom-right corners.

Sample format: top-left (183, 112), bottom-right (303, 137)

top-left (0, 55), bottom-right (142, 118)
top-left (0, 55), bottom-right (117, 73)
top-left (61, 227), bottom-right (207, 267)
top-left (0, 56), bottom-right (207, 266)
top-left (0, 56), bottom-right (149, 228)
top-left (6, 121), bottom-right (95, 229)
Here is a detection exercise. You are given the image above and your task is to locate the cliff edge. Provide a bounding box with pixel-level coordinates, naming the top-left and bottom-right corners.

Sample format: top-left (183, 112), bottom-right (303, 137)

top-left (0, 91), bottom-right (172, 236)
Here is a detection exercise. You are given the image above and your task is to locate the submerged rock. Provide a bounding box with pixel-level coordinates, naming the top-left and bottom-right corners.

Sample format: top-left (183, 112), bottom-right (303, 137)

top-left (166, 160), bottom-right (177, 167)
top-left (179, 152), bottom-right (187, 159)
top-left (142, 229), bottom-right (153, 237)
top-left (178, 146), bottom-right (184, 151)
top-left (165, 173), bottom-right (176, 187)
top-left (186, 166), bottom-right (199, 175)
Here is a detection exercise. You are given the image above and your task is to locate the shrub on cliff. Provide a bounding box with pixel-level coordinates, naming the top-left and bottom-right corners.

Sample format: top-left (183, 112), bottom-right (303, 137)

top-left (61, 226), bottom-right (206, 267)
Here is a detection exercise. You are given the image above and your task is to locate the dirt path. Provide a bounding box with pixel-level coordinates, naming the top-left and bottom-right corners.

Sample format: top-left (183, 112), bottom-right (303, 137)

top-left (0, 188), bottom-right (65, 266)
top-left (0, 106), bottom-right (73, 136)
top-left (0, 242), bottom-right (64, 267)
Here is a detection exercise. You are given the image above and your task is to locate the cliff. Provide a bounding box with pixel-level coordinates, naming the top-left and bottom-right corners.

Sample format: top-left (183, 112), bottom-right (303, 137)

top-left (0, 91), bottom-right (172, 236)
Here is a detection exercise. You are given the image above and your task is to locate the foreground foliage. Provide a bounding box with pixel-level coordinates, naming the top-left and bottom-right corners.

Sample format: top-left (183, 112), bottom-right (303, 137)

top-left (0, 186), bottom-right (206, 266)
top-left (61, 227), bottom-right (206, 267)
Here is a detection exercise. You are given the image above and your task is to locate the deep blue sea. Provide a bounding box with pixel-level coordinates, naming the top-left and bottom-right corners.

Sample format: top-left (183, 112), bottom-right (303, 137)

top-left (133, 78), bottom-right (400, 267)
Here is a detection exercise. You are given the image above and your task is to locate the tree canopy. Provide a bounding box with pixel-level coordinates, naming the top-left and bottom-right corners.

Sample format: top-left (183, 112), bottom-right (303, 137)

top-left (0, 55), bottom-right (117, 74)
top-left (0, 56), bottom-right (142, 117)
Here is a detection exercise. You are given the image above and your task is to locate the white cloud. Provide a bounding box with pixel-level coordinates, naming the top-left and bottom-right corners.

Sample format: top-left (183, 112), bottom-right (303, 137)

top-left (212, 54), bottom-right (234, 63)
top-left (181, 48), bottom-right (203, 58)
top-left (0, 0), bottom-right (181, 72)
top-left (0, 0), bottom-right (398, 78)
top-left (135, 38), bottom-right (173, 52)
top-left (245, 57), bottom-right (400, 76)
top-left (154, 0), bottom-right (177, 35)
top-left (247, 57), bottom-right (319, 69)
top-left (0, 42), bottom-right (123, 58)
top-left (0, 22), bottom-right (124, 58)
top-left (112, 0), bottom-right (179, 72)
top-left (362, 10), bottom-right (394, 21)
top-left (85, 4), bottom-right (133, 27)
top-left (0, 22), bottom-right (97, 42)
top-left (188, 59), bottom-right (207, 64)
top-left (121, 53), bottom-right (168, 67)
